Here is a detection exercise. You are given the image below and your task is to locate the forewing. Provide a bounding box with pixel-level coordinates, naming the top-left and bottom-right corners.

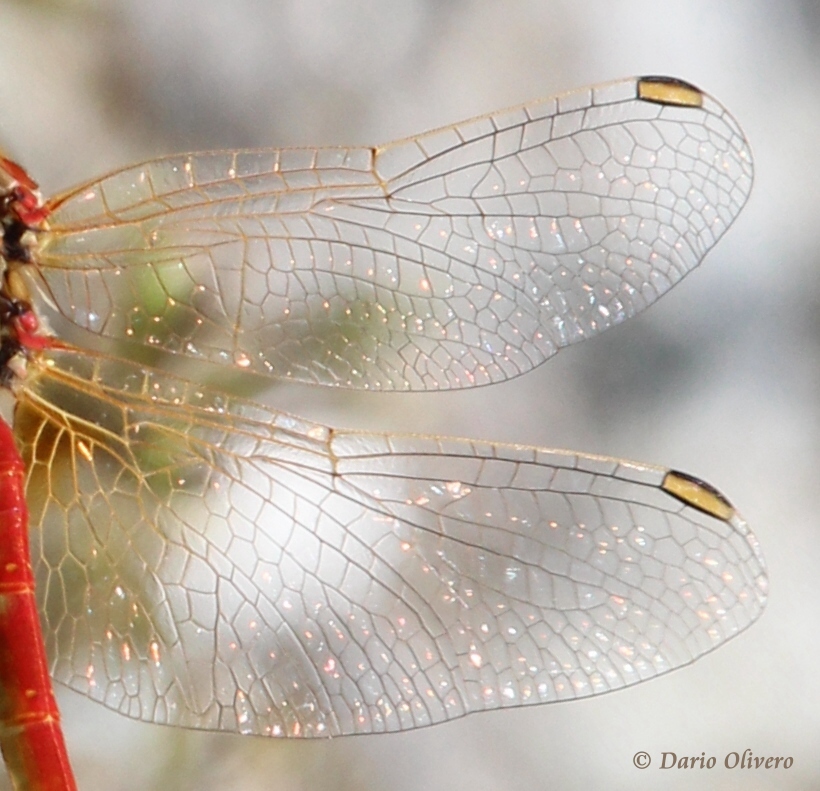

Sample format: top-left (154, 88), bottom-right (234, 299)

top-left (19, 350), bottom-right (766, 735)
top-left (27, 76), bottom-right (752, 390)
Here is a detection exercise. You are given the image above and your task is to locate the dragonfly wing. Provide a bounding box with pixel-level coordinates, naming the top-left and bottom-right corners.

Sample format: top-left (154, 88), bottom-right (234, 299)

top-left (20, 350), bottom-right (766, 735)
top-left (30, 76), bottom-right (752, 390)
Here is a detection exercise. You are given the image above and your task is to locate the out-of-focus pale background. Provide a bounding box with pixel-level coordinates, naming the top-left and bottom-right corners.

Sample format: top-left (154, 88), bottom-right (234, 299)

top-left (0, 1), bottom-right (816, 789)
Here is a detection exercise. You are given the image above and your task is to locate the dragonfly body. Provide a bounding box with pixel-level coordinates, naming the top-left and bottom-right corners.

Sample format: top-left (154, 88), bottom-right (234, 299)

top-left (0, 77), bottom-right (764, 790)
top-left (0, 417), bottom-right (75, 791)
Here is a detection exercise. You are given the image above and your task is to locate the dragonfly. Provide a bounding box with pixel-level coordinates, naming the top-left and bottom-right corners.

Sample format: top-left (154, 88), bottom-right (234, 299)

top-left (0, 76), bottom-right (766, 791)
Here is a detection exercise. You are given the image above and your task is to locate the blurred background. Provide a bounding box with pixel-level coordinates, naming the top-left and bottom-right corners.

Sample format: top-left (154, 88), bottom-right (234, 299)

top-left (0, 0), bottom-right (816, 789)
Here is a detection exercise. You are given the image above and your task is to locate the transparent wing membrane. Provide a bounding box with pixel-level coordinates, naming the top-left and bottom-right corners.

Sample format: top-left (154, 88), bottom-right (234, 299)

top-left (28, 76), bottom-right (753, 390)
top-left (18, 349), bottom-right (765, 735)
top-left (8, 77), bottom-right (764, 738)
